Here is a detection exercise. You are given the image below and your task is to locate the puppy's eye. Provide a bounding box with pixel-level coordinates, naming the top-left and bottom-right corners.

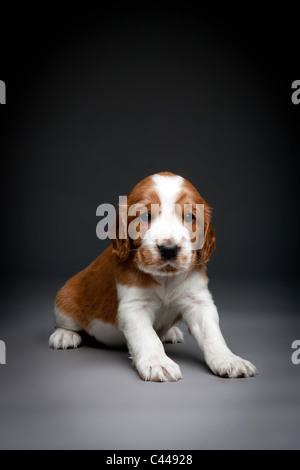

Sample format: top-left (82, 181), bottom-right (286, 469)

top-left (140, 212), bottom-right (151, 223)
top-left (184, 213), bottom-right (194, 223)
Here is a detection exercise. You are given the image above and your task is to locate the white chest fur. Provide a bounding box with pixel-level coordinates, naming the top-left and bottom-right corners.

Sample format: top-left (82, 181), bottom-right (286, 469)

top-left (117, 270), bottom-right (208, 334)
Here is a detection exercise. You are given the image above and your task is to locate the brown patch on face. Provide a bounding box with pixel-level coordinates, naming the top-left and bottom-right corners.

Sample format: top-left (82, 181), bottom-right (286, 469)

top-left (112, 171), bottom-right (215, 275)
top-left (111, 174), bottom-right (171, 274)
top-left (112, 175), bottom-right (161, 262)
top-left (135, 245), bottom-right (160, 270)
top-left (128, 202), bottom-right (160, 249)
top-left (176, 178), bottom-right (216, 269)
top-left (128, 175), bottom-right (161, 207)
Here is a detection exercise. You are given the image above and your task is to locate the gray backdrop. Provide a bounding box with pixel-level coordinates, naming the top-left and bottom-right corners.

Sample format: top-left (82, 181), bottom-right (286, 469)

top-left (1, 5), bottom-right (299, 282)
top-left (0, 4), bottom-right (300, 451)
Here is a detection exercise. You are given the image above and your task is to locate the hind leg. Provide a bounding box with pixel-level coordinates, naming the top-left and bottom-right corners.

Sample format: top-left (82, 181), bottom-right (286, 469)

top-left (88, 319), bottom-right (127, 348)
top-left (161, 326), bottom-right (184, 344)
top-left (49, 307), bottom-right (82, 349)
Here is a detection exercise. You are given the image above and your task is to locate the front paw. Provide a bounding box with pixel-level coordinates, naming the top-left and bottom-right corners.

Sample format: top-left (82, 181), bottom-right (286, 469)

top-left (207, 353), bottom-right (258, 378)
top-left (136, 354), bottom-right (182, 382)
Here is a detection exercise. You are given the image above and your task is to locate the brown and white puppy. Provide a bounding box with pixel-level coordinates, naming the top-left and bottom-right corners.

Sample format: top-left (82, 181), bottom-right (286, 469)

top-left (49, 172), bottom-right (257, 381)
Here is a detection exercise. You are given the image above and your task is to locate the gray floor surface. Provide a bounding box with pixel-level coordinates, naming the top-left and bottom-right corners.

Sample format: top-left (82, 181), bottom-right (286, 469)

top-left (0, 278), bottom-right (299, 450)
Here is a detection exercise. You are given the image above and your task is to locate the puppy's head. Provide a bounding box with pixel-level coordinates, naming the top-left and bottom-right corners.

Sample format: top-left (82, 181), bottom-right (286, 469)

top-left (112, 172), bottom-right (215, 276)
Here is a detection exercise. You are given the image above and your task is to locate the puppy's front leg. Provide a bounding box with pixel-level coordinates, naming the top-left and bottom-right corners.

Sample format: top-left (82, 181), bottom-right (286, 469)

top-left (183, 295), bottom-right (257, 378)
top-left (118, 297), bottom-right (182, 382)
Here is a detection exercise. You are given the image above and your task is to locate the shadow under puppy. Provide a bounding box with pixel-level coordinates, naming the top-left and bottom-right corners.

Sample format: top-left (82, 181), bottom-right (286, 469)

top-left (49, 172), bottom-right (257, 381)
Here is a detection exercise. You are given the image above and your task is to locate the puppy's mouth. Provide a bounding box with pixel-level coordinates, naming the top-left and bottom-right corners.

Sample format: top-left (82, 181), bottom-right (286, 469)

top-left (158, 259), bottom-right (177, 268)
top-left (156, 259), bottom-right (188, 274)
top-left (136, 245), bottom-right (190, 276)
top-left (157, 264), bottom-right (179, 273)
top-left (137, 258), bottom-right (184, 276)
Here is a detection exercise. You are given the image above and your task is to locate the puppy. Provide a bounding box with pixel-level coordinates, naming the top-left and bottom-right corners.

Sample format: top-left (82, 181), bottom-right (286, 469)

top-left (49, 172), bottom-right (257, 381)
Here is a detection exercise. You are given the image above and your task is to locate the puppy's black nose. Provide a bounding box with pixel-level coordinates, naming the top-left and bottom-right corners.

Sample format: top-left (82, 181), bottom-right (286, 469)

top-left (158, 245), bottom-right (179, 260)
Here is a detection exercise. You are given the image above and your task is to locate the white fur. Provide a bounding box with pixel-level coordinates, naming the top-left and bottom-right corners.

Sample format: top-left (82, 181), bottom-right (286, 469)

top-left (177, 272), bottom-right (258, 378)
top-left (49, 328), bottom-right (82, 349)
top-left (50, 174), bottom-right (257, 381)
top-left (161, 326), bottom-right (184, 344)
top-left (54, 306), bottom-right (81, 331)
top-left (139, 174), bottom-right (192, 275)
top-left (50, 308), bottom-right (82, 349)
top-left (88, 319), bottom-right (126, 347)
top-left (117, 270), bottom-right (257, 381)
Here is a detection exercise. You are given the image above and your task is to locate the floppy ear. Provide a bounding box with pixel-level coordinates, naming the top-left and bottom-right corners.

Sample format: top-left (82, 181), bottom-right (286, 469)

top-left (111, 203), bottom-right (130, 261)
top-left (199, 222), bottom-right (216, 264)
top-left (199, 204), bottom-right (216, 264)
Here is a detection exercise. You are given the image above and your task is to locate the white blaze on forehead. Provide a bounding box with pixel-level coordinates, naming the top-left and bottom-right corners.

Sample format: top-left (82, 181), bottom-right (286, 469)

top-left (152, 174), bottom-right (183, 208)
top-left (148, 173), bottom-right (187, 246)
top-left (140, 173), bottom-right (193, 274)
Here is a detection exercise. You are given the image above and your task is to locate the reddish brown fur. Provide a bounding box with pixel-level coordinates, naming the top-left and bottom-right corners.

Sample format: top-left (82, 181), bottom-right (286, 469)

top-left (56, 246), bottom-right (118, 328)
top-left (55, 172), bottom-right (215, 328)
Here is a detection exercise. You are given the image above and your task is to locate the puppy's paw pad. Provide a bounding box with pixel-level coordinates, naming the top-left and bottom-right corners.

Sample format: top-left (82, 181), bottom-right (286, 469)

top-left (49, 328), bottom-right (82, 349)
top-left (137, 356), bottom-right (182, 382)
top-left (161, 326), bottom-right (184, 344)
top-left (209, 354), bottom-right (258, 378)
